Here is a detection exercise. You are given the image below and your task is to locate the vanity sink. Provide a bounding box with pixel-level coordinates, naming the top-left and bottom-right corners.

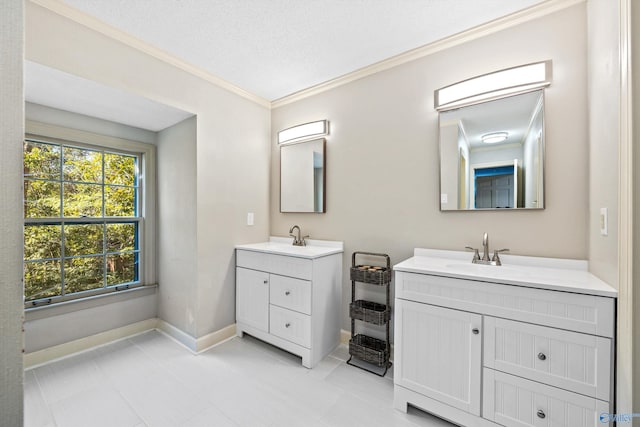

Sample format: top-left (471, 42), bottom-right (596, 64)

top-left (235, 236), bottom-right (343, 259)
top-left (394, 248), bottom-right (617, 297)
top-left (444, 263), bottom-right (530, 278)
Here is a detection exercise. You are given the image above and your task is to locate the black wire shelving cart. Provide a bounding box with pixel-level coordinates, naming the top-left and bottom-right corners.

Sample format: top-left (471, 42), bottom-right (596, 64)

top-left (347, 251), bottom-right (392, 376)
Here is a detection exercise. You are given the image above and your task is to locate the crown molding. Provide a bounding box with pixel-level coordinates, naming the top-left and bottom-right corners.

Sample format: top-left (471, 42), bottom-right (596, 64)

top-left (28, 0), bottom-right (271, 108)
top-left (29, 0), bottom-right (584, 111)
top-left (271, 0), bottom-right (584, 109)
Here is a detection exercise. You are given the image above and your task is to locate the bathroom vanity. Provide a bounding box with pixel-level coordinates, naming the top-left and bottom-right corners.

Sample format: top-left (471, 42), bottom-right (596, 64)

top-left (393, 248), bottom-right (617, 427)
top-left (235, 237), bottom-right (343, 368)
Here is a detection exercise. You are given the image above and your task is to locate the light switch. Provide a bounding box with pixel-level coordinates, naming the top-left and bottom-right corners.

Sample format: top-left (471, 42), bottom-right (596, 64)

top-left (600, 208), bottom-right (608, 236)
top-left (247, 212), bottom-right (254, 226)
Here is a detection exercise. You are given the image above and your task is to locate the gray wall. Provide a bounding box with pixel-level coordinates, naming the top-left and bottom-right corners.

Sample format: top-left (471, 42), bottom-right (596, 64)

top-left (0, 0), bottom-right (24, 423)
top-left (271, 4), bottom-right (589, 334)
top-left (23, 106), bottom-right (160, 353)
top-left (633, 0), bottom-right (640, 418)
top-left (587, 0), bottom-right (620, 288)
top-left (157, 116), bottom-right (198, 337)
top-left (26, 1), bottom-right (271, 340)
top-left (26, 102), bottom-right (156, 144)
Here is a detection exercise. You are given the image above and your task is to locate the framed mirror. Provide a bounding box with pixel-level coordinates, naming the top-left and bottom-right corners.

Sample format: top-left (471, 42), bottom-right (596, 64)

top-left (280, 138), bottom-right (326, 213)
top-left (439, 90), bottom-right (544, 211)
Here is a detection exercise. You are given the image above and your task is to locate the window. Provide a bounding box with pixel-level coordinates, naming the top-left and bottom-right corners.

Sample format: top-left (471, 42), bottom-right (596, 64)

top-left (23, 134), bottom-right (153, 307)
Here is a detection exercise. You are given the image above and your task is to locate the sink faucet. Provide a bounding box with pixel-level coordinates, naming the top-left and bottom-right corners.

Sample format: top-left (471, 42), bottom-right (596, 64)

top-left (482, 232), bottom-right (490, 262)
top-left (289, 225), bottom-right (309, 246)
top-left (466, 232), bottom-right (509, 266)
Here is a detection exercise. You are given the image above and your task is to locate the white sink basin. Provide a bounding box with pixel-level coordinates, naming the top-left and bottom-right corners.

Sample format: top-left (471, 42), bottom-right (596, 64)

top-left (445, 263), bottom-right (530, 278)
top-left (236, 236), bottom-right (343, 259)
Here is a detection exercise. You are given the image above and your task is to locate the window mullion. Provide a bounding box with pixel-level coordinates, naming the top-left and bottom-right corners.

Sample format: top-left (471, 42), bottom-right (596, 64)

top-left (60, 144), bottom-right (65, 297)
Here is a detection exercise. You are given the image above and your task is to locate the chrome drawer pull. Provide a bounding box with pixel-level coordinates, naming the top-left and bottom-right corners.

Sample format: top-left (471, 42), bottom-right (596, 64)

top-left (263, 280), bottom-right (268, 284)
top-left (537, 410), bottom-right (546, 419)
top-left (285, 291), bottom-right (291, 296)
top-left (285, 322), bottom-right (291, 328)
top-left (538, 352), bottom-right (547, 361)
top-left (472, 328), bottom-right (479, 335)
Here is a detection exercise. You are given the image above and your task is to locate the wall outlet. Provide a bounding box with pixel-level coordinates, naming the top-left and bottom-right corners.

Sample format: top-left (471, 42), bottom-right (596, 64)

top-left (247, 212), bottom-right (254, 226)
top-left (600, 207), bottom-right (608, 236)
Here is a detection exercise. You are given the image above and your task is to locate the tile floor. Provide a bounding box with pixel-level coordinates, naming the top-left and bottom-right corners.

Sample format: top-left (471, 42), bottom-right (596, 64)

top-left (24, 331), bottom-right (455, 427)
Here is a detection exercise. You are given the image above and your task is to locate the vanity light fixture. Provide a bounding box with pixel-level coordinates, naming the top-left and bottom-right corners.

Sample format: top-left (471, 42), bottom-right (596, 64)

top-left (278, 120), bottom-right (329, 145)
top-left (434, 60), bottom-right (552, 111)
top-left (481, 132), bottom-right (508, 144)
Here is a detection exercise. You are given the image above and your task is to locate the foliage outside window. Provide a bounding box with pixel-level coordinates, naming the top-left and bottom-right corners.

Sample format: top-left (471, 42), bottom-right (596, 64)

top-left (23, 139), bottom-right (141, 306)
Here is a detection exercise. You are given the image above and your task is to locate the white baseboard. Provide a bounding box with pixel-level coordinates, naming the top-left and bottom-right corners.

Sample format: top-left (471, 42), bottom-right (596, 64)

top-left (155, 320), bottom-right (237, 353)
top-left (25, 319), bottom-right (238, 368)
top-left (24, 318), bottom-right (158, 369)
top-left (195, 323), bottom-right (236, 353)
top-left (340, 329), bottom-right (351, 345)
top-left (155, 319), bottom-right (198, 352)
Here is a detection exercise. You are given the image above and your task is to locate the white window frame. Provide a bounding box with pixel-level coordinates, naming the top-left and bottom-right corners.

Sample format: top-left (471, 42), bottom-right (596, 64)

top-left (24, 120), bottom-right (156, 308)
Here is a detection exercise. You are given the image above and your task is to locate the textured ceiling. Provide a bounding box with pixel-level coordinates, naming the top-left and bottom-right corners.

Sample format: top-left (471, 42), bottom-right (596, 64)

top-left (60, 0), bottom-right (548, 101)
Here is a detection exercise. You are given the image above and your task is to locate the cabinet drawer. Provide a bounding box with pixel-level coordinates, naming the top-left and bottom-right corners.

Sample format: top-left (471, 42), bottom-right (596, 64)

top-left (237, 250), bottom-right (312, 280)
top-left (395, 271), bottom-right (614, 337)
top-left (484, 317), bottom-right (611, 401)
top-left (269, 305), bottom-right (311, 348)
top-left (270, 274), bottom-right (311, 315)
top-left (483, 369), bottom-right (610, 427)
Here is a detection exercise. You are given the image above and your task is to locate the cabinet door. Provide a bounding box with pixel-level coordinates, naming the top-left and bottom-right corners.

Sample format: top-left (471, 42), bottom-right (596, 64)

top-left (394, 299), bottom-right (482, 415)
top-left (236, 267), bottom-right (269, 332)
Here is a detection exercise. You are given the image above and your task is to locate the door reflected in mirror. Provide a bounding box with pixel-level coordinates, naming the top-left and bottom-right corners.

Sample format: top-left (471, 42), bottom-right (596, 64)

top-left (280, 138), bottom-right (325, 213)
top-left (439, 90), bottom-right (544, 211)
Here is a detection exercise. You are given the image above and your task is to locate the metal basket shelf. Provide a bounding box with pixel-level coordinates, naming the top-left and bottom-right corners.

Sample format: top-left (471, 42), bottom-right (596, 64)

top-left (349, 266), bottom-right (391, 285)
top-left (348, 251), bottom-right (392, 376)
top-left (348, 334), bottom-right (390, 368)
top-left (349, 300), bottom-right (389, 325)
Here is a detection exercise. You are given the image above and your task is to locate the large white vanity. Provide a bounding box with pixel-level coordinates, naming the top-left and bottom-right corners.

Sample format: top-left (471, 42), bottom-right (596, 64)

top-left (235, 237), bottom-right (343, 368)
top-left (393, 248), bottom-right (617, 427)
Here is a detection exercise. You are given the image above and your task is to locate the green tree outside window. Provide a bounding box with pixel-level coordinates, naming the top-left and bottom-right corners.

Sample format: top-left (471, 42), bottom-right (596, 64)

top-left (23, 140), bottom-right (140, 303)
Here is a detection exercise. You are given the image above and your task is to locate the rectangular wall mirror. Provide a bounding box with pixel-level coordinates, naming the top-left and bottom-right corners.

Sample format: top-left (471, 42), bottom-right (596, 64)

top-left (439, 90), bottom-right (544, 211)
top-left (280, 138), bottom-right (326, 213)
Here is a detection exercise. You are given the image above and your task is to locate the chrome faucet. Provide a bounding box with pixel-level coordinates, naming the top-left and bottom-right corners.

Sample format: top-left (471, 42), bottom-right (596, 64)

top-left (466, 232), bottom-right (509, 266)
top-left (482, 232), bottom-right (490, 262)
top-left (289, 225), bottom-right (309, 246)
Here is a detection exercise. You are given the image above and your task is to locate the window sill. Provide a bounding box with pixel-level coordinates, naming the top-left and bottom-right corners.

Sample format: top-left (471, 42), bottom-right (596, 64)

top-left (24, 284), bottom-right (158, 322)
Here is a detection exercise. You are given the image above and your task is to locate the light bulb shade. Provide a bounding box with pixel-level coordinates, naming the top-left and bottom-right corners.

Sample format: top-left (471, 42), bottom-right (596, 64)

top-left (435, 61), bottom-right (552, 111)
top-left (481, 132), bottom-right (509, 144)
top-left (278, 120), bottom-right (329, 144)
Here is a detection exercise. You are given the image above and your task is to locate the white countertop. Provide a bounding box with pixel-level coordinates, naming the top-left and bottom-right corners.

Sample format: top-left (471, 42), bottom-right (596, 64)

top-left (235, 236), bottom-right (343, 259)
top-left (393, 248), bottom-right (617, 298)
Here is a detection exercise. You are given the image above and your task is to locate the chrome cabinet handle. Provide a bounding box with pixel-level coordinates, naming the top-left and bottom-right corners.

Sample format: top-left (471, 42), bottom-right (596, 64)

top-left (472, 328), bottom-right (480, 335)
top-left (538, 352), bottom-right (547, 361)
top-left (537, 410), bottom-right (546, 419)
top-left (285, 291), bottom-right (290, 296)
top-left (285, 323), bottom-right (291, 328)
top-left (263, 280), bottom-right (268, 284)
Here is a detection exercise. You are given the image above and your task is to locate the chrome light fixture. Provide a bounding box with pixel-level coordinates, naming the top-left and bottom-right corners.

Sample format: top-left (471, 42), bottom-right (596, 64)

top-left (435, 61), bottom-right (552, 111)
top-left (278, 120), bottom-right (329, 145)
top-left (481, 132), bottom-right (508, 144)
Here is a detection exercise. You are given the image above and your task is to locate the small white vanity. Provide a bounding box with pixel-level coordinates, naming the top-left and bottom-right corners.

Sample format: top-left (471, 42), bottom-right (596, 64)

top-left (393, 248), bottom-right (617, 427)
top-left (235, 237), bottom-right (343, 368)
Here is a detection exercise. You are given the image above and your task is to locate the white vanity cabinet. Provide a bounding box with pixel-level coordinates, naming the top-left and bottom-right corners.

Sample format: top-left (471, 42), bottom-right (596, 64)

top-left (393, 249), bottom-right (617, 427)
top-left (235, 238), bottom-right (343, 368)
